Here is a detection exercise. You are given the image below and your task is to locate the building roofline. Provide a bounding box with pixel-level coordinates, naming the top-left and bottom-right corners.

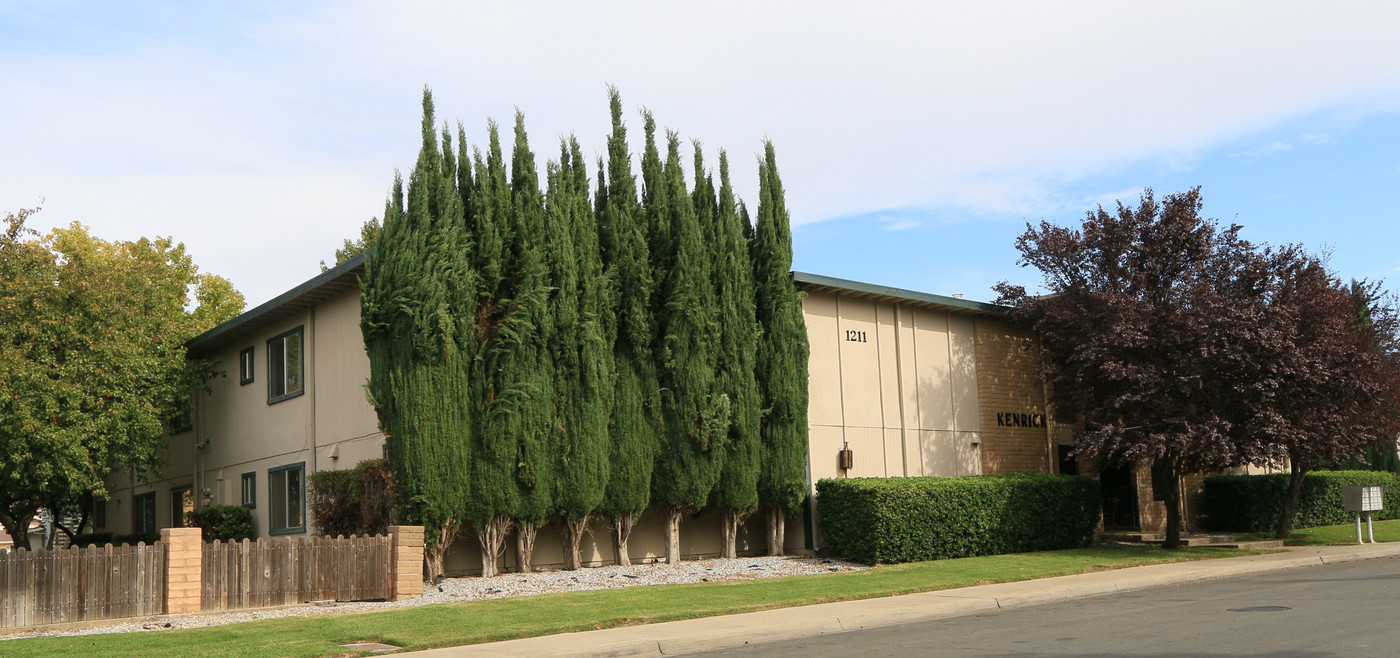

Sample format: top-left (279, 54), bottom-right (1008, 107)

top-left (186, 251), bottom-right (368, 355)
top-left (791, 271), bottom-right (1007, 316)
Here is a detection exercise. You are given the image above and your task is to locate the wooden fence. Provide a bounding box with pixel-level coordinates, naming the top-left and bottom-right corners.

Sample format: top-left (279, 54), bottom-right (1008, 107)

top-left (201, 534), bottom-right (393, 611)
top-left (0, 542), bottom-right (165, 628)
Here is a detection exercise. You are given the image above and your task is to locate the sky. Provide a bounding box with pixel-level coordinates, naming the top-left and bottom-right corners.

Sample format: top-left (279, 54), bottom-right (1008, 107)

top-left (4, 1), bottom-right (1400, 308)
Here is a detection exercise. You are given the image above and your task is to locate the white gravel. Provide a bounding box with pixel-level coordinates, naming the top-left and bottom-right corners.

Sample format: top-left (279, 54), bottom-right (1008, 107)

top-left (0, 555), bottom-right (866, 641)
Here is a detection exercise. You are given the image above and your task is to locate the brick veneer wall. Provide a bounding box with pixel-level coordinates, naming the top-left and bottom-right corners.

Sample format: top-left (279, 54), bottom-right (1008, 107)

top-left (974, 318), bottom-right (1053, 474)
top-left (389, 525), bottom-right (424, 601)
top-left (160, 527), bottom-right (203, 614)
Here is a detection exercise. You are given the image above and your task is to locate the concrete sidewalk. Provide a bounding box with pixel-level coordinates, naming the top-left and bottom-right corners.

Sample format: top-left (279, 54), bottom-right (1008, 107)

top-left (401, 543), bottom-right (1400, 657)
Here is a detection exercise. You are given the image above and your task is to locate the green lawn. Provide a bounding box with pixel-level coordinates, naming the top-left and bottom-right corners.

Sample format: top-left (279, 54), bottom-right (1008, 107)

top-left (1240, 518), bottom-right (1400, 545)
top-left (2, 546), bottom-right (1262, 657)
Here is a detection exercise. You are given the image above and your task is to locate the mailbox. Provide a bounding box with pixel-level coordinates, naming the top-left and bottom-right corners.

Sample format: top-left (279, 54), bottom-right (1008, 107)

top-left (1344, 485), bottom-right (1383, 513)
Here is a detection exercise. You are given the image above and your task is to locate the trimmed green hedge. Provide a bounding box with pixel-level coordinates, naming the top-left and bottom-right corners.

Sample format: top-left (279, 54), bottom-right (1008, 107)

top-left (1202, 470), bottom-right (1400, 533)
top-left (184, 505), bottom-right (255, 542)
top-left (816, 474), bottom-right (1101, 564)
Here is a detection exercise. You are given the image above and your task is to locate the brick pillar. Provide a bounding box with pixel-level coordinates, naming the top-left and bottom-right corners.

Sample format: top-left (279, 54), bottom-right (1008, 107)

top-left (388, 525), bottom-right (425, 601)
top-left (161, 527), bottom-right (203, 614)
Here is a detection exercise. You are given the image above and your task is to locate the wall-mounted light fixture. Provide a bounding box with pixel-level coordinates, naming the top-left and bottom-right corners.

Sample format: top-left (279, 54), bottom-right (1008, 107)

top-left (839, 441), bottom-right (854, 471)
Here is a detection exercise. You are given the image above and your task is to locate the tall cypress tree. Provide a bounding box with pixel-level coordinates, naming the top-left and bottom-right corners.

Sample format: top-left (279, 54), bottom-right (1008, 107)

top-left (596, 89), bottom-right (659, 566)
top-left (546, 136), bottom-right (614, 569)
top-left (464, 121), bottom-right (528, 578)
top-left (652, 131), bottom-right (729, 564)
top-left (752, 141), bottom-right (809, 555)
top-left (361, 89), bottom-right (475, 579)
top-left (709, 149), bottom-right (762, 558)
top-left (502, 111), bottom-right (555, 573)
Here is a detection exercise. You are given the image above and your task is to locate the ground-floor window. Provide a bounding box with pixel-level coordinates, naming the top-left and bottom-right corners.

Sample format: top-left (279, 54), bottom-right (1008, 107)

top-left (268, 462), bottom-right (305, 534)
top-left (133, 492), bottom-right (157, 535)
top-left (241, 471), bottom-right (256, 508)
top-left (171, 487), bottom-right (193, 527)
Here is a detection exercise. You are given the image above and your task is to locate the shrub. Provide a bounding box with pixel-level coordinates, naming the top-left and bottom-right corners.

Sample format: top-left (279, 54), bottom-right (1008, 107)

top-left (111, 532), bottom-right (161, 546)
top-left (70, 532), bottom-right (114, 547)
top-left (184, 505), bottom-right (255, 542)
top-left (816, 473), bottom-right (1101, 564)
top-left (309, 458), bottom-right (395, 537)
top-left (1202, 470), bottom-right (1400, 533)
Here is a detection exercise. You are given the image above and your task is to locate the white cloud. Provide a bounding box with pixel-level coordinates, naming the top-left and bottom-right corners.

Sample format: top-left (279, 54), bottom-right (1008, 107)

top-left (6, 1), bottom-right (1400, 304)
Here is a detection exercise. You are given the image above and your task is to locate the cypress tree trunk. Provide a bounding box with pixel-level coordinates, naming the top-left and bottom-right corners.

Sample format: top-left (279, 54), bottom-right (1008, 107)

top-left (1276, 461), bottom-right (1308, 540)
top-left (426, 518), bottom-right (459, 582)
top-left (515, 521), bottom-right (539, 573)
top-left (478, 516), bottom-right (513, 578)
top-left (611, 512), bottom-right (637, 566)
top-left (664, 508), bottom-right (683, 564)
top-left (720, 511), bottom-right (746, 559)
top-left (767, 508), bottom-right (785, 556)
top-left (561, 516), bottom-right (589, 570)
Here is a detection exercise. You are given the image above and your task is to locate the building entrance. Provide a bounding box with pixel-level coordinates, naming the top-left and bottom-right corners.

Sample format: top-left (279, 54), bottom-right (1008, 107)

top-left (1100, 464), bottom-right (1140, 531)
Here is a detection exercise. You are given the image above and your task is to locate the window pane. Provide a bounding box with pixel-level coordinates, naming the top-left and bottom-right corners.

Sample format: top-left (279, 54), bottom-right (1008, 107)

top-left (285, 331), bottom-right (303, 395)
top-left (270, 471), bottom-right (287, 531)
top-left (269, 338), bottom-right (286, 398)
top-left (287, 467), bottom-right (303, 529)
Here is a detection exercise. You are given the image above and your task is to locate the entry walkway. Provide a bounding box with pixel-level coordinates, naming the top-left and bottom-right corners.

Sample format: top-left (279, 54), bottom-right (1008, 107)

top-left (402, 543), bottom-right (1400, 657)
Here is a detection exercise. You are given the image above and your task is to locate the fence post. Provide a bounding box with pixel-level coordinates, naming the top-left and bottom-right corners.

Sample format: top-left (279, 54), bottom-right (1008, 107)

top-left (387, 526), bottom-right (424, 601)
top-left (161, 528), bottom-right (203, 615)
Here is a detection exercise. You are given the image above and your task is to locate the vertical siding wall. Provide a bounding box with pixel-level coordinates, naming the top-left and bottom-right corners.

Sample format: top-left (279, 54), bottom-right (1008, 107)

top-left (804, 290), bottom-right (984, 488)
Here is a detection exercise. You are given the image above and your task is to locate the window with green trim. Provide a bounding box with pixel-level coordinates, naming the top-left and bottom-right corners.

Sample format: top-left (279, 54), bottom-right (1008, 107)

top-left (266, 327), bottom-right (304, 404)
top-left (268, 462), bottom-right (305, 534)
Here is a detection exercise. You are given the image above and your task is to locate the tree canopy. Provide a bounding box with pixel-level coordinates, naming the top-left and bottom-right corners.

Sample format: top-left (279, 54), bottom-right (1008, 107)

top-left (0, 207), bottom-right (244, 547)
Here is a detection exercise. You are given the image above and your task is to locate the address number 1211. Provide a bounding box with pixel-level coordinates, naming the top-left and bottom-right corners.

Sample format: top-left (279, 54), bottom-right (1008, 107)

top-left (844, 329), bottom-right (868, 343)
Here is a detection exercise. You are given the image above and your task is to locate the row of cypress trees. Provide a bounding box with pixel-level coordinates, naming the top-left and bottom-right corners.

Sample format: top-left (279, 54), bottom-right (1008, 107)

top-left (361, 88), bottom-right (808, 578)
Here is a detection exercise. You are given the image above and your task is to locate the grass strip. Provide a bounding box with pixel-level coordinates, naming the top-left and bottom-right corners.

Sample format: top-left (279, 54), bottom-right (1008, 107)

top-left (1238, 518), bottom-right (1400, 545)
top-left (2, 545), bottom-right (1261, 657)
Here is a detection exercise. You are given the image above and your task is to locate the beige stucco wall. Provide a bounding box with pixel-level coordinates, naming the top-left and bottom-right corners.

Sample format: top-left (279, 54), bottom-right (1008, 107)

top-left (101, 283), bottom-right (384, 539)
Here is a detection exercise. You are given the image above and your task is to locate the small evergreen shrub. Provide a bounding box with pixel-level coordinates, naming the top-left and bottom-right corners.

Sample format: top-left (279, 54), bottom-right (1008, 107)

top-left (816, 474), bottom-right (1101, 564)
top-left (111, 532), bottom-right (161, 546)
top-left (184, 505), bottom-right (255, 542)
top-left (309, 459), bottom-right (395, 537)
top-left (1202, 470), bottom-right (1400, 533)
top-left (70, 532), bottom-right (114, 547)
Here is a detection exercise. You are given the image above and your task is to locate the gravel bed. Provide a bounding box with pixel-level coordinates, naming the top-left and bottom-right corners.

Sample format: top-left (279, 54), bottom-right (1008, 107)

top-left (0, 555), bottom-right (866, 641)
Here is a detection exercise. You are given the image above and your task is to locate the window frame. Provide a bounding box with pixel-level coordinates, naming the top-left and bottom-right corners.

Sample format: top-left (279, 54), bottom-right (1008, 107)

top-left (132, 491), bottom-right (157, 535)
top-left (170, 486), bottom-right (193, 528)
top-left (240, 471), bottom-right (257, 508)
top-left (267, 462), bottom-right (306, 535)
top-left (266, 326), bottom-right (305, 405)
top-left (239, 346), bottom-right (255, 385)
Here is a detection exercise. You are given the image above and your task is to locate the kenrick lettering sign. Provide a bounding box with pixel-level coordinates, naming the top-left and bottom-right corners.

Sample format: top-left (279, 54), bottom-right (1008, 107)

top-left (996, 412), bottom-right (1045, 428)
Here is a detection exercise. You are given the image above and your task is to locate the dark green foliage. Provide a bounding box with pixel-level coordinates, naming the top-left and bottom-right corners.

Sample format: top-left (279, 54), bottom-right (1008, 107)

top-left (547, 136), bottom-right (614, 525)
top-left (183, 505), bottom-right (255, 543)
top-left (1202, 471), bottom-right (1400, 533)
top-left (651, 132), bottom-right (730, 514)
top-left (308, 459), bottom-right (396, 537)
top-left (753, 141), bottom-right (810, 515)
top-left (817, 475), bottom-right (1102, 564)
top-left (502, 111), bottom-right (556, 531)
top-left (360, 89), bottom-right (475, 564)
top-left (597, 89), bottom-right (659, 522)
top-left (709, 150), bottom-right (761, 518)
top-left (111, 533), bottom-right (161, 546)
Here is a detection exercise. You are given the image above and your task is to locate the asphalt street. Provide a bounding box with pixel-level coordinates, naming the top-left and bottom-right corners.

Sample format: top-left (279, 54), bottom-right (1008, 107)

top-left (691, 555), bottom-right (1400, 657)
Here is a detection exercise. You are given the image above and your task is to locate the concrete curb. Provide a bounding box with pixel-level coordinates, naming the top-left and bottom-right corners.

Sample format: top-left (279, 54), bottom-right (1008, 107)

top-left (402, 543), bottom-right (1400, 657)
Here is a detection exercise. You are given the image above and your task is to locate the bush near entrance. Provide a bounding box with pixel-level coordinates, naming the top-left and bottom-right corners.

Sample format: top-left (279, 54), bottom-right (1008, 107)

top-left (1202, 471), bottom-right (1400, 533)
top-left (817, 474), bottom-right (1100, 564)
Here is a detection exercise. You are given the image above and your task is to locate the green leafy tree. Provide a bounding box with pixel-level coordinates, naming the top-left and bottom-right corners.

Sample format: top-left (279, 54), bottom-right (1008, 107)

top-left (320, 217), bottom-right (382, 271)
top-left (752, 141), bottom-right (810, 555)
top-left (652, 132), bottom-right (730, 564)
top-left (596, 89), bottom-right (660, 566)
top-left (361, 90), bottom-right (475, 579)
top-left (0, 206), bottom-right (243, 548)
top-left (708, 150), bottom-right (762, 558)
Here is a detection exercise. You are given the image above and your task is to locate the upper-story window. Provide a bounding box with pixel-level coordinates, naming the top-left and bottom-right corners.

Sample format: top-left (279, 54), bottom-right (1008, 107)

top-left (266, 326), bottom-right (304, 404)
top-left (239, 346), bottom-right (255, 385)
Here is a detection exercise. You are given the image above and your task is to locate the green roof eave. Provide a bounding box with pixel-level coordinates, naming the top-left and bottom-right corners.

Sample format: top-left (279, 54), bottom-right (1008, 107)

top-left (791, 271), bottom-right (1007, 316)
